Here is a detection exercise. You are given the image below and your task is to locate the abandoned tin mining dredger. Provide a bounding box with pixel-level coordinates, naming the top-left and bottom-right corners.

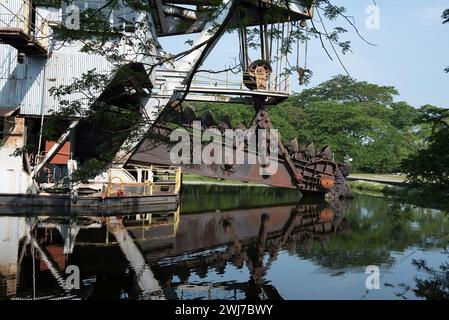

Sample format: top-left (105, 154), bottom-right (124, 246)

top-left (0, 0), bottom-right (352, 203)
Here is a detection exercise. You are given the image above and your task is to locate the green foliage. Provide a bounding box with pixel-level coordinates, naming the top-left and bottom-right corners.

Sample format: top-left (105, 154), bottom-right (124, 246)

top-left (297, 101), bottom-right (415, 172)
top-left (401, 106), bottom-right (449, 186)
top-left (294, 76), bottom-right (421, 173)
top-left (298, 75), bottom-right (399, 106)
top-left (34, 0), bottom-right (62, 6)
top-left (443, 9), bottom-right (449, 24)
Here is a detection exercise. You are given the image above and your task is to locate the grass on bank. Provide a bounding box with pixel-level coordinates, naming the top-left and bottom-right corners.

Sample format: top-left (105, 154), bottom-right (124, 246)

top-left (349, 173), bottom-right (407, 182)
top-left (349, 180), bottom-right (449, 208)
top-left (182, 173), bottom-right (268, 186)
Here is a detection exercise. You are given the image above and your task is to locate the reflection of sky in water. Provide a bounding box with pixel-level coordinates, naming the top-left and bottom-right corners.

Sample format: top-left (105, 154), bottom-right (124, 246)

top-left (360, 207), bottom-right (371, 219)
top-left (410, 221), bottom-right (420, 231)
top-left (168, 248), bottom-right (449, 300)
top-left (267, 248), bottom-right (448, 300)
top-left (173, 264), bottom-right (251, 300)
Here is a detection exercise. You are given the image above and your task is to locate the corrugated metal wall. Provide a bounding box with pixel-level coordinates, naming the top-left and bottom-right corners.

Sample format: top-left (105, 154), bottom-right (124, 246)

top-left (1, 2), bottom-right (157, 117)
top-left (40, 51), bottom-right (113, 115)
top-left (0, 45), bottom-right (21, 108)
top-left (0, 0), bottom-right (28, 31)
top-left (0, 43), bottom-right (113, 116)
top-left (35, 6), bottom-right (61, 49)
top-left (16, 54), bottom-right (47, 115)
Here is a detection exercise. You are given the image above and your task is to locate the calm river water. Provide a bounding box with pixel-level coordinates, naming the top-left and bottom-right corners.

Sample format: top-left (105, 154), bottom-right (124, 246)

top-left (1, 185), bottom-right (448, 300)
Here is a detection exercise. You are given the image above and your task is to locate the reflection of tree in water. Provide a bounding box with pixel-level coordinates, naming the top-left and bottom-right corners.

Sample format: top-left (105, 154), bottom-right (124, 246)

top-left (390, 208), bottom-right (449, 301)
top-left (412, 257), bottom-right (449, 300)
top-left (385, 203), bottom-right (414, 241)
top-left (296, 199), bottom-right (449, 270)
top-left (413, 260), bottom-right (449, 300)
top-left (390, 255), bottom-right (449, 300)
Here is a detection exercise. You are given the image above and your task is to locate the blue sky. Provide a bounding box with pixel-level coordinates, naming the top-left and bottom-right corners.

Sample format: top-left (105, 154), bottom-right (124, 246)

top-left (160, 0), bottom-right (449, 108)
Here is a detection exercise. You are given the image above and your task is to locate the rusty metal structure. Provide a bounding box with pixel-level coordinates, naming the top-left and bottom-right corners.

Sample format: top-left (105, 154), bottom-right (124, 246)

top-left (0, 0), bottom-right (352, 199)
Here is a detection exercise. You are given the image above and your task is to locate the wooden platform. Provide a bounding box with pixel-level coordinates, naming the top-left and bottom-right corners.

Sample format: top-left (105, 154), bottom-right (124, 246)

top-left (0, 28), bottom-right (47, 55)
top-left (0, 193), bottom-right (179, 216)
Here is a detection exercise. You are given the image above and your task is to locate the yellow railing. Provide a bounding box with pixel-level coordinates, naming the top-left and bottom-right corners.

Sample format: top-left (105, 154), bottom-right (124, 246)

top-left (104, 207), bottom-right (181, 244)
top-left (106, 165), bottom-right (182, 197)
top-left (0, 0), bottom-right (50, 48)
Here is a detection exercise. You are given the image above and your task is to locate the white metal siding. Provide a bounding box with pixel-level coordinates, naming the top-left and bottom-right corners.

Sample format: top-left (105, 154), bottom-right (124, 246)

top-left (0, 44), bottom-right (113, 115)
top-left (1, 2), bottom-right (157, 117)
top-left (0, 45), bottom-right (21, 108)
top-left (0, 0), bottom-right (29, 31)
top-left (35, 6), bottom-right (62, 50)
top-left (40, 51), bottom-right (113, 115)
top-left (18, 55), bottom-right (47, 115)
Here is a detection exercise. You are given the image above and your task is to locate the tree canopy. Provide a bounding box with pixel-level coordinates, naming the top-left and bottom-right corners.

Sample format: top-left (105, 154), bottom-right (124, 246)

top-left (297, 75), bottom-right (399, 106)
top-left (401, 105), bottom-right (449, 186)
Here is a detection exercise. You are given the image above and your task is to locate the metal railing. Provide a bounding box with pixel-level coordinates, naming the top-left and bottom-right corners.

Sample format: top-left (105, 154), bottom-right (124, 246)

top-left (190, 70), bottom-right (291, 93)
top-left (0, 0), bottom-right (51, 49)
top-left (107, 165), bottom-right (182, 197)
top-left (155, 68), bottom-right (291, 95)
top-left (104, 206), bottom-right (181, 245)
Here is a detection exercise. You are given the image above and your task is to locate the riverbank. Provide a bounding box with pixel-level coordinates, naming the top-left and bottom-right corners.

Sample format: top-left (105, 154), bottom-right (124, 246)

top-left (184, 173), bottom-right (449, 209)
top-left (182, 173), bottom-right (270, 187)
top-left (348, 173), bottom-right (407, 185)
top-left (348, 179), bottom-right (449, 208)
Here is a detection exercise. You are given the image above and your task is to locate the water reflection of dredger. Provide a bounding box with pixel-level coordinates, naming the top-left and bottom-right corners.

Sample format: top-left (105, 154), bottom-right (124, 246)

top-left (0, 208), bottom-right (181, 300)
top-left (0, 200), bottom-right (351, 300)
top-left (0, 216), bottom-right (86, 299)
top-left (150, 200), bottom-right (351, 299)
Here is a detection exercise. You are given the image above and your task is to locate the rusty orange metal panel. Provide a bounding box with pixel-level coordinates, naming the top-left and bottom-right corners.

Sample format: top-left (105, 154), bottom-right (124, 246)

top-left (39, 245), bottom-right (66, 271)
top-left (45, 140), bottom-right (70, 165)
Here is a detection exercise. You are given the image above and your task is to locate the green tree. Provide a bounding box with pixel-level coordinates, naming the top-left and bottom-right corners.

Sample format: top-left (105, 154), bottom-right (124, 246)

top-left (297, 75), bottom-right (399, 106)
top-left (295, 100), bottom-right (417, 173)
top-left (293, 76), bottom-right (419, 173)
top-left (401, 105), bottom-right (449, 186)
